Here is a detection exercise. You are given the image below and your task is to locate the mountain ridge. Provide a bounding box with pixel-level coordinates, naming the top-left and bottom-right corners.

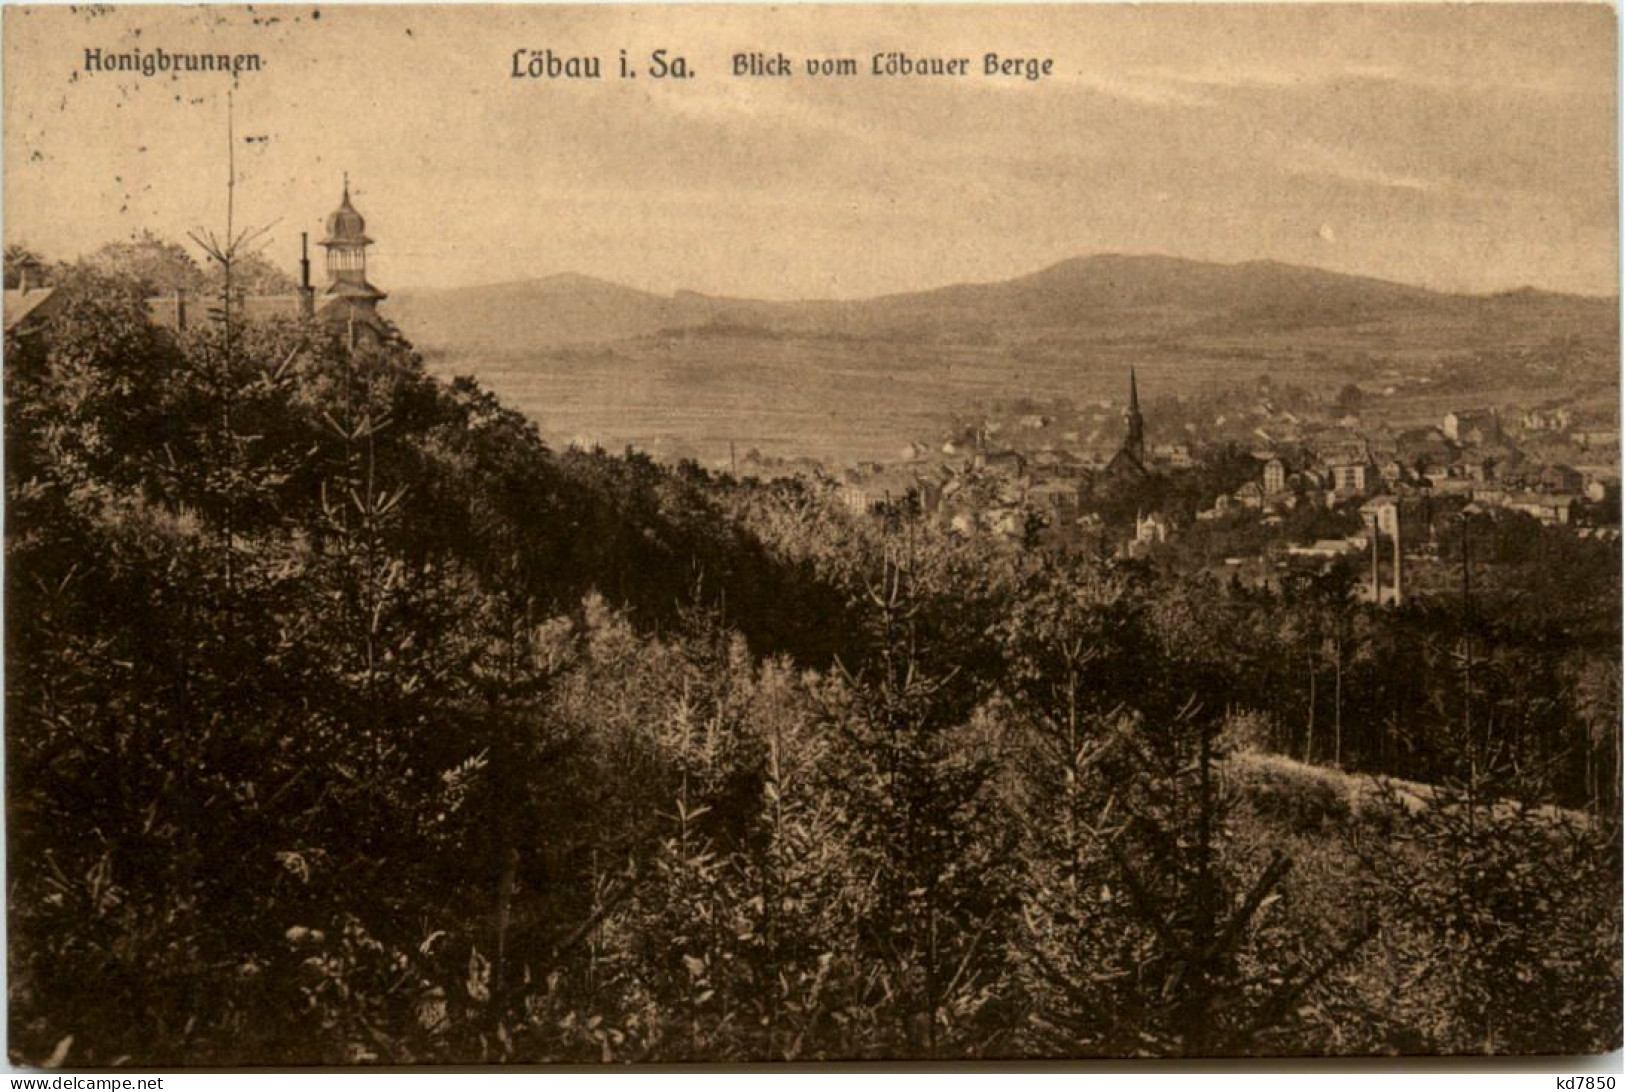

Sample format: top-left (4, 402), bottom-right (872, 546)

top-left (395, 254), bottom-right (1617, 308)
top-left (389, 253), bottom-right (1618, 357)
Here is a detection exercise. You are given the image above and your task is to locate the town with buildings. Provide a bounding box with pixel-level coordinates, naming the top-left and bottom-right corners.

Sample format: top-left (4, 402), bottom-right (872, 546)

top-left (831, 365), bottom-right (1620, 601)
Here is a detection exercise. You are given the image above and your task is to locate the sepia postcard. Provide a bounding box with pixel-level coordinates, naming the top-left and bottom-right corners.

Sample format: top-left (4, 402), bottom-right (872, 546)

top-left (2, 2), bottom-right (1620, 1068)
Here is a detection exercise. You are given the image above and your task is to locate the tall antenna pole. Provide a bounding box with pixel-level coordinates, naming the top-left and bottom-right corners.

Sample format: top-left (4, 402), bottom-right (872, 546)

top-left (226, 90), bottom-right (235, 259)
top-left (187, 87), bottom-right (273, 328)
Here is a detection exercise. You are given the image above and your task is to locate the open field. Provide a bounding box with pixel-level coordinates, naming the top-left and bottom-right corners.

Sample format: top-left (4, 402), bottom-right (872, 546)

top-left (416, 338), bottom-right (1356, 464)
top-left (417, 335), bottom-right (1615, 467)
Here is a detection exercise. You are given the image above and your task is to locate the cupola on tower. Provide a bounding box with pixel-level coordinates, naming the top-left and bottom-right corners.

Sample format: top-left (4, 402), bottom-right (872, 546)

top-left (319, 175), bottom-right (388, 343)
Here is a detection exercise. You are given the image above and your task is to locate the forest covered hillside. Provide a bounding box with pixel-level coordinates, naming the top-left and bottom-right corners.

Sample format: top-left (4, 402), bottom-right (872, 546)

top-left (6, 265), bottom-right (1620, 1065)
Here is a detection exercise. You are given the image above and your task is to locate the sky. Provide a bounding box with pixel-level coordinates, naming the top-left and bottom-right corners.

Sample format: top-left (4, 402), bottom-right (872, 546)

top-left (3, 3), bottom-right (1618, 298)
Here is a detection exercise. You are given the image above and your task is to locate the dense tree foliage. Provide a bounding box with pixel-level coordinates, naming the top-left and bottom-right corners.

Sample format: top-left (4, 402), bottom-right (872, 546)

top-left (6, 266), bottom-right (1619, 1064)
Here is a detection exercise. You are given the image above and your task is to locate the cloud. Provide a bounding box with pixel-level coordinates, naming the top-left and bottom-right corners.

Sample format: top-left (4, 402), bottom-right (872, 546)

top-left (1290, 142), bottom-right (1443, 196)
top-left (1318, 223), bottom-right (1338, 244)
top-left (1061, 71), bottom-right (1215, 109)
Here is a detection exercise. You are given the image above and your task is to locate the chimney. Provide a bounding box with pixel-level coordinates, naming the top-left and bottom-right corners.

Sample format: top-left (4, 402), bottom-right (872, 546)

top-left (299, 232), bottom-right (315, 319)
top-left (175, 287), bottom-right (187, 332)
top-left (17, 262), bottom-right (31, 295)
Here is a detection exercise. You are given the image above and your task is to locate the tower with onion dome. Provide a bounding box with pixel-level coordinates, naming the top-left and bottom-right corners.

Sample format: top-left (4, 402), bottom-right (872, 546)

top-left (318, 175), bottom-right (388, 344)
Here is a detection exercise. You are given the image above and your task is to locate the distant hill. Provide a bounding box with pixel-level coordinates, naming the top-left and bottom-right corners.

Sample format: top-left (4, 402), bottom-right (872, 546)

top-left (390, 254), bottom-right (1617, 356)
top-left (858, 255), bottom-right (1440, 333)
top-left (390, 273), bottom-right (685, 354)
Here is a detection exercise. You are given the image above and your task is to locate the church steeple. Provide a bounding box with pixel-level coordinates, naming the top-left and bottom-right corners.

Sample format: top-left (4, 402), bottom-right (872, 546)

top-left (1123, 368), bottom-right (1146, 462)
